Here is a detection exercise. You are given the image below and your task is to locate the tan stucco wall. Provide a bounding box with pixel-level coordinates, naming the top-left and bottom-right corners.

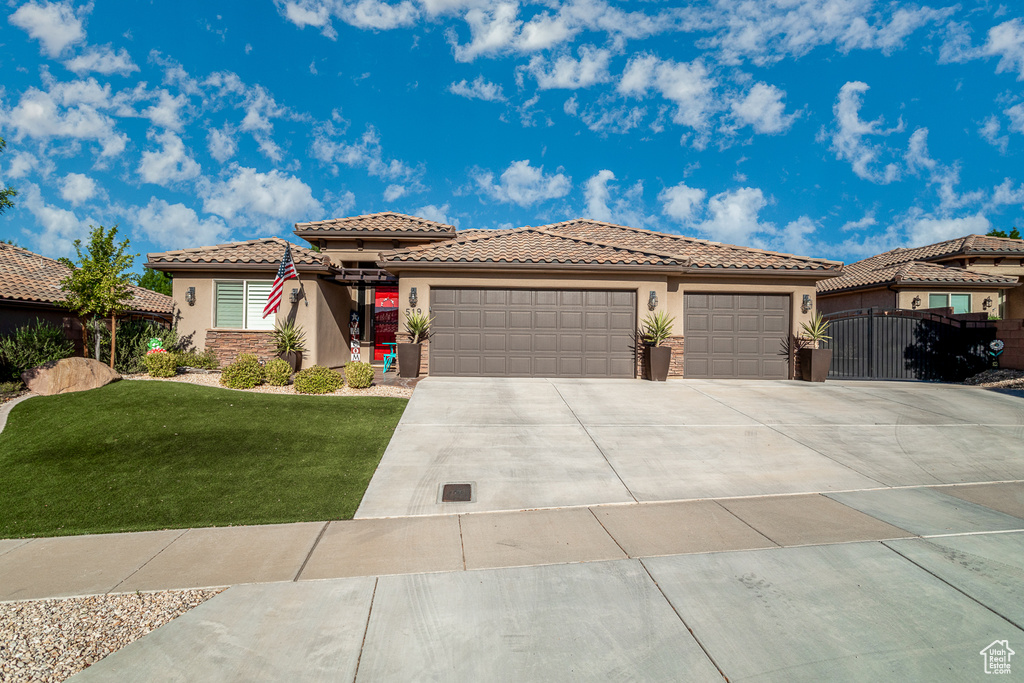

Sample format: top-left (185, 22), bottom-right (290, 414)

top-left (670, 277), bottom-right (820, 337)
top-left (929, 258), bottom-right (1024, 319)
top-left (169, 271), bottom-right (350, 367)
top-left (894, 288), bottom-right (1005, 316)
top-left (817, 288), bottom-right (896, 314)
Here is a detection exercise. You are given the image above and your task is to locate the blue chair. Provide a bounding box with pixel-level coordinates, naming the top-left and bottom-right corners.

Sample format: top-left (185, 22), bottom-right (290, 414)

top-left (381, 343), bottom-right (398, 373)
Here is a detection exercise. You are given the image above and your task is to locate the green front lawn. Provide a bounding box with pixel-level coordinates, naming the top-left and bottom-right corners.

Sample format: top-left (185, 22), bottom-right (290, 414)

top-left (0, 381), bottom-right (407, 538)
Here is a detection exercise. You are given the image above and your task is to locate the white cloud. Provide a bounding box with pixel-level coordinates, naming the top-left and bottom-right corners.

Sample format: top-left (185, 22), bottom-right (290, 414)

top-left (985, 18), bottom-right (1024, 80)
top-left (840, 213), bottom-right (877, 232)
top-left (142, 90), bottom-right (187, 131)
top-left (415, 202), bottom-right (455, 225)
top-left (828, 81), bottom-right (902, 184)
top-left (138, 131), bottom-right (201, 186)
top-left (312, 125), bottom-right (422, 184)
top-left (1, 79), bottom-right (128, 157)
top-left (63, 45), bottom-right (138, 76)
top-left (207, 126), bottom-right (237, 163)
top-left (618, 54), bottom-right (716, 138)
top-left (698, 187), bottom-right (769, 245)
top-left (939, 21), bottom-right (981, 64)
top-left (584, 169), bottom-right (615, 221)
top-left (731, 82), bottom-right (798, 134)
top-left (8, 0), bottom-right (87, 58)
top-left (776, 215), bottom-right (817, 256)
top-left (989, 178), bottom-right (1024, 208)
top-left (21, 183), bottom-right (93, 257)
top-left (450, 3), bottom-right (520, 62)
top-left (980, 115), bottom-right (1008, 153)
top-left (280, 0), bottom-right (334, 35)
top-left (5, 150), bottom-right (54, 179)
top-left (383, 184), bottom-right (407, 201)
top-left (131, 198), bottom-right (229, 249)
top-left (658, 182), bottom-right (706, 224)
top-left (202, 165), bottom-right (323, 229)
top-left (1005, 103), bottom-right (1024, 133)
top-left (905, 212), bottom-right (990, 246)
top-left (527, 45), bottom-right (611, 90)
top-left (449, 76), bottom-right (506, 102)
top-left (59, 172), bottom-right (96, 205)
top-left (474, 159), bottom-right (570, 207)
top-left (343, 0), bottom-right (418, 30)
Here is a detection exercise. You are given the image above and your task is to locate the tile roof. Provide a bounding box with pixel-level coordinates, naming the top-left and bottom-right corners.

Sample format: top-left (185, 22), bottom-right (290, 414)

top-left (818, 257), bottom-right (1019, 294)
top-left (294, 211), bottom-right (456, 236)
top-left (379, 227), bottom-right (688, 268)
top-left (0, 243), bottom-right (174, 314)
top-left (537, 219), bottom-right (842, 271)
top-left (147, 237), bottom-right (327, 269)
top-left (818, 234), bottom-right (1024, 293)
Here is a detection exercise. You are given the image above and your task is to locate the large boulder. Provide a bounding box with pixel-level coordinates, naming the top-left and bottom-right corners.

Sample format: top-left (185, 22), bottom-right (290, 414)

top-left (21, 357), bottom-right (121, 396)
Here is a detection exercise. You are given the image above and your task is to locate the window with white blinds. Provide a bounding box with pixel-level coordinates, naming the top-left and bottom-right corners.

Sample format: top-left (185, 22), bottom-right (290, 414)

top-left (215, 280), bottom-right (275, 329)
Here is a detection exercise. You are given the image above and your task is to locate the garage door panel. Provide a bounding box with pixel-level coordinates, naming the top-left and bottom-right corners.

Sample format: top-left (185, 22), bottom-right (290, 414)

top-left (430, 288), bottom-right (636, 378)
top-left (685, 293), bottom-right (790, 379)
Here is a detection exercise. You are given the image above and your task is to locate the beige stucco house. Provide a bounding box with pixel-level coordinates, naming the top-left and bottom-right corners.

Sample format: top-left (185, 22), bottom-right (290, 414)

top-left (817, 235), bottom-right (1023, 319)
top-left (147, 212), bottom-right (844, 379)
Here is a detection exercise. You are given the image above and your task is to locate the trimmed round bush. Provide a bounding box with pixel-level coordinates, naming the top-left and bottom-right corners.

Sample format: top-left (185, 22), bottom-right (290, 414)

top-left (293, 365), bottom-right (343, 394)
top-left (220, 353), bottom-right (265, 389)
top-left (264, 358), bottom-right (293, 386)
top-left (142, 350), bottom-right (178, 377)
top-left (175, 349), bottom-right (219, 370)
top-left (344, 361), bottom-right (374, 389)
top-left (0, 319), bottom-right (75, 381)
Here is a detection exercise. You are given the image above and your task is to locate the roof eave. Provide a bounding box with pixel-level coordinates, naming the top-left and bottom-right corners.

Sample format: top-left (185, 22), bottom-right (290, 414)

top-left (145, 261), bottom-right (330, 273)
top-left (376, 260), bottom-right (686, 274)
top-left (293, 229), bottom-right (455, 240)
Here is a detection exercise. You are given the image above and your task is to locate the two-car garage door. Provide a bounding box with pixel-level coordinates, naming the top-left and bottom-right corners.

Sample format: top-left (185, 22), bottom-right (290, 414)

top-left (430, 288), bottom-right (637, 378)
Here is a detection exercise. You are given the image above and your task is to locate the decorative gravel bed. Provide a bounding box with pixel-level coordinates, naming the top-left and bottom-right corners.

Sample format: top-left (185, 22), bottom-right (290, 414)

top-left (123, 370), bottom-right (414, 398)
top-left (962, 368), bottom-right (1024, 389)
top-left (0, 589), bottom-right (222, 682)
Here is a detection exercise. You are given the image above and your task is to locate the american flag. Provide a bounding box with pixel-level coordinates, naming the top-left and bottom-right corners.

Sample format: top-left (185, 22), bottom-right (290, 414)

top-left (262, 244), bottom-right (299, 318)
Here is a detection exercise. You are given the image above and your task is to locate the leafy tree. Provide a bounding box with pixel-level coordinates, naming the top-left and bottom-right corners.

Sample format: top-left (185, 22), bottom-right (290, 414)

top-left (58, 225), bottom-right (136, 369)
top-left (137, 266), bottom-right (172, 296)
top-left (0, 137), bottom-right (16, 215)
top-left (986, 227), bottom-right (1022, 239)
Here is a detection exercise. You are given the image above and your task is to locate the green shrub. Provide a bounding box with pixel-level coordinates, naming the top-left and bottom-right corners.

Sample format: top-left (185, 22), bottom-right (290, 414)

top-left (93, 319), bottom-right (178, 374)
top-left (142, 351), bottom-right (178, 378)
top-left (344, 361), bottom-right (374, 389)
top-left (264, 358), bottom-right (293, 386)
top-left (0, 380), bottom-right (24, 394)
top-left (0, 319), bottom-right (75, 380)
top-left (220, 353), bottom-right (265, 389)
top-left (175, 349), bottom-right (219, 370)
top-left (293, 365), bottom-right (343, 394)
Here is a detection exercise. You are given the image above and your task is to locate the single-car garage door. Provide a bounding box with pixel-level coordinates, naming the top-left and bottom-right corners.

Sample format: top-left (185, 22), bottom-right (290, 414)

top-left (430, 288), bottom-right (637, 378)
top-left (684, 293), bottom-right (791, 379)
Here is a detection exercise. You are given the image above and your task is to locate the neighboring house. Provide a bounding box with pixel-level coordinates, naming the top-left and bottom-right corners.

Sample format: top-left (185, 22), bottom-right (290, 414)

top-left (817, 235), bottom-right (1024, 319)
top-left (148, 212), bottom-right (844, 379)
top-left (0, 242), bottom-right (174, 353)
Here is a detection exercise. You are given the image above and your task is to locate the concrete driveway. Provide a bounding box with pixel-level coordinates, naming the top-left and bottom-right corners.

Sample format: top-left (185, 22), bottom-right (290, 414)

top-left (356, 377), bottom-right (1024, 517)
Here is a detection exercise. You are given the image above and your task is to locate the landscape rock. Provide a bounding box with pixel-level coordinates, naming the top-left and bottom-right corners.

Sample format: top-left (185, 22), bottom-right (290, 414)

top-left (21, 357), bottom-right (121, 396)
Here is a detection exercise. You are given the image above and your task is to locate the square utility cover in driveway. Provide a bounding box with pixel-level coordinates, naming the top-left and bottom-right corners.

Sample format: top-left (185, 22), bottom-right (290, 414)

top-left (439, 482), bottom-right (475, 503)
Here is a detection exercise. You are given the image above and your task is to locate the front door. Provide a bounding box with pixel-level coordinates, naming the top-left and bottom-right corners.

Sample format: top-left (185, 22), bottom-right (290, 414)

top-left (373, 286), bottom-right (399, 362)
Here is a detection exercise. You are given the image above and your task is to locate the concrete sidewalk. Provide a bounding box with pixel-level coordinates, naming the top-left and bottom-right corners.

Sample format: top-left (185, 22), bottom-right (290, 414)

top-left (38, 480), bottom-right (1021, 682)
top-left (3, 481), bottom-right (1022, 602)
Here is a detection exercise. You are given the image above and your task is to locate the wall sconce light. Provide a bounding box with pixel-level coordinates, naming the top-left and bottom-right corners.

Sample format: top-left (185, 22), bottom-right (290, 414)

top-left (648, 291), bottom-right (658, 310)
top-left (801, 294), bottom-right (812, 314)
top-left (983, 296), bottom-right (994, 310)
top-left (409, 287), bottom-right (418, 308)
top-left (289, 288), bottom-right (301, 304)
top-left (911, 296), bottom-right (921, 310)
top-left (185, 287), bottom-right (195, 306)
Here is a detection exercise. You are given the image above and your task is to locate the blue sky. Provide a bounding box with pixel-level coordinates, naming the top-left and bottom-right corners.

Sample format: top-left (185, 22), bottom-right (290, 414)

top-left (3, 0), bottom-right (1024, 274)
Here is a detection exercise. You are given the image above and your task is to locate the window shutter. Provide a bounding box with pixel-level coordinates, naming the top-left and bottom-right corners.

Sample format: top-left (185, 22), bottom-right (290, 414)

top-left (215, 282), bottom-right (244, 328)
top-left (246, 281), bottom-right (275, 330)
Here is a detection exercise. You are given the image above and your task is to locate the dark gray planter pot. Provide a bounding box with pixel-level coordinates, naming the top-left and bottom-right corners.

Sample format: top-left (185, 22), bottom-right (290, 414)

top-left (281, 350), bottom-right (302, 373)
top-left (799, 348), bottom-right (832, 382)
top-left (645, 345), bottom-right (671, 381)
top-left (397, 343), bottom-right (422, 378)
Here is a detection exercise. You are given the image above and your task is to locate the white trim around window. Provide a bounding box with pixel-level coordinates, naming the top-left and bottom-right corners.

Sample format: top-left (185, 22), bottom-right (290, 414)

top-left (214, 280), bottom-right (275, 330)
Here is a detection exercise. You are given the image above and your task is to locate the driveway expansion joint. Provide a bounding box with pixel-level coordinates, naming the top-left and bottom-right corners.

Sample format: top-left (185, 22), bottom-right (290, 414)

top-left (293, 521), bottom-right (331, 582)
top-left (109, 528), bottom-right (189, 594)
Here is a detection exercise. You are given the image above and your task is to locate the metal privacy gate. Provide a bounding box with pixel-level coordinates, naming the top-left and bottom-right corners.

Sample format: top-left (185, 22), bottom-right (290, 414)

top-left (821, 308), bottom-right (996, 381)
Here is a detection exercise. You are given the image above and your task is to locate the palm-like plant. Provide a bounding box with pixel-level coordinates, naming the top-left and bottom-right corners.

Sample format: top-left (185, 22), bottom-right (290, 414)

top-left (271, 320), bottom-right (307, 354)
top-left (640, 310), bottom-right (675, 346)
top-left (404, 310), bottom-right (434, 344)
top-left (798, 312), bottom-right (831, 347)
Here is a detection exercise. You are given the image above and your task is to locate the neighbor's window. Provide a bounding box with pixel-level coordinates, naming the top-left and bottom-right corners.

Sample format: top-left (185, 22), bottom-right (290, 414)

top-left (927, 293), bottom-right (971, 314)
top-left (214, 281), bottom-right (274, 330)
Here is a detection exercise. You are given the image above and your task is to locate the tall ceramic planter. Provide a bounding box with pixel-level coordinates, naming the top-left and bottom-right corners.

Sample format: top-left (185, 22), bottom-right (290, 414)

top-left (281, 350), bottom-right (302, 373)
top-left (645, 345), bottom-right (671, 382)
top-left (799, 348), bottom-right (833, 382)
top-left (397, 343), bottom-right (422, 378)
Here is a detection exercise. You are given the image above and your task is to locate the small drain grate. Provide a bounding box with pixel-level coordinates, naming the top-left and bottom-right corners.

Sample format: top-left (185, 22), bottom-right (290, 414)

top-left (440, 482), bottom-right (474, 503)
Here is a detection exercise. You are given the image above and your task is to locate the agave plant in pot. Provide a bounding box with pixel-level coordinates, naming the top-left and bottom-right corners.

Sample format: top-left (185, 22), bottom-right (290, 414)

top-left (271, 320), bottom-right (307, 372)
top-left (640, 310), bottom-right (676, 381)
top-left (798, 312), bottom-right (832, 382)
top-left (399, 310), bottom-right (433, 378)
